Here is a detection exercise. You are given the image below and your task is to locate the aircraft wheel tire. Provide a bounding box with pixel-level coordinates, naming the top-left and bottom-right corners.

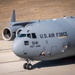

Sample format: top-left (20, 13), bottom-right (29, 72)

top-left (23, 63), bottom-right (33, 70)
top-left (23, 63), bottom-right (28, 69)
top-left (27, 64), bottom-right (33, 70)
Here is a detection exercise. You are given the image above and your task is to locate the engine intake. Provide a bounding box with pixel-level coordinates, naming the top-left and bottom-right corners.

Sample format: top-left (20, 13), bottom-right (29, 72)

top-left (16, 28), bottom-right (23, 37)
top-left (2, 27), bottom-right (14, 41)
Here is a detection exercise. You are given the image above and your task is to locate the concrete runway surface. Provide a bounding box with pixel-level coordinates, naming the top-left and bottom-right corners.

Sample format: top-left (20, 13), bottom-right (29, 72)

top-left (0, 40), bottom-right (75, 75)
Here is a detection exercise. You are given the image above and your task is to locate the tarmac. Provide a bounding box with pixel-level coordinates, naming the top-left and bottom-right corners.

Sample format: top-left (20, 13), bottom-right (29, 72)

top-left (0, 40), bottom-right (75, 75)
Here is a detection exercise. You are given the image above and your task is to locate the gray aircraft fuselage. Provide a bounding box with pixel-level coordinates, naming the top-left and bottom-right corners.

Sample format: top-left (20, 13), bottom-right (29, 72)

top-left (2, 10), bottom-right (75, 70)
top-left (12, 17), bottom-right (75, 61)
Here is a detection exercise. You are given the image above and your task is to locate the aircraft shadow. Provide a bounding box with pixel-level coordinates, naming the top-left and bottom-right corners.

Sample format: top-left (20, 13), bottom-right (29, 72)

top-left (33, 56), bottom-right (75, 69)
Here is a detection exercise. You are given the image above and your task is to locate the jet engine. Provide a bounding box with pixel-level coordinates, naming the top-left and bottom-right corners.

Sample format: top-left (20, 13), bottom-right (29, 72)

top-left (16, 28), bottom-right (23, 37)
top-left (2, 26), bottom-right (22, 41)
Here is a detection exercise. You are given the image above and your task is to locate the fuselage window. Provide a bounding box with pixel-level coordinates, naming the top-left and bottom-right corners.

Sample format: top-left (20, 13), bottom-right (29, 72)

top-left (27, 34), bottom-right (31, 38)
top-left (24, 41), bottom-right (29, 45)
top-left (32, 33), bottom-right (37, 39)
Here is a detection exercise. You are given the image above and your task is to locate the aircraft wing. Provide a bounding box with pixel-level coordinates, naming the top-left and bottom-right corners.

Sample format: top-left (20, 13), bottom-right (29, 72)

top-left (9, 21), bottom-right (35, 27)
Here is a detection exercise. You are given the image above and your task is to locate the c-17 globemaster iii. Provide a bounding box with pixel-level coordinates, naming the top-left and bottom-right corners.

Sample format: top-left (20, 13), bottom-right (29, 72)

top-left (2, 10), bottom-right (75, 70)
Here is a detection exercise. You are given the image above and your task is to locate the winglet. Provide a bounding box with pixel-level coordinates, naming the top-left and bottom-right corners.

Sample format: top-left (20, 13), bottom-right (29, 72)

top-left (11, 10), bottom-right (16, 22)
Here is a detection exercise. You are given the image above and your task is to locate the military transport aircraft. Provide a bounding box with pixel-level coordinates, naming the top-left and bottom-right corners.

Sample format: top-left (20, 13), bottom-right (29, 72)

top-left (2, 10), bottom-right (75, 70)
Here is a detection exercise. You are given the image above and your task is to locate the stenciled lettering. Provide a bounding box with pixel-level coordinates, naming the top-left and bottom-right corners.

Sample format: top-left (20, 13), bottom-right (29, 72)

top-left (40, 32), bottom-right (68, 38)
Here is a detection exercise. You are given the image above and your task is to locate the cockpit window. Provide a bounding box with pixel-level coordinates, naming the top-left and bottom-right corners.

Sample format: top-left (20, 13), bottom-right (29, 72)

top-left (32, 33), bottom-right (37, 38)
top-left (18, 34), bottom-right (26, 37)
top-left (17, 33), bottom-right (37, 39)
top-left (27, 33), bottom-right (37, 38)
top-left (27, 34), bottom-right (31, 38)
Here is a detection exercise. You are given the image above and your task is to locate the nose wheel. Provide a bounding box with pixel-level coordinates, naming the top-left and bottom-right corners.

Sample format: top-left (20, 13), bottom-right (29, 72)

top-left (23, 63), bottom-right (33, 70)
top-left (23, 59), bottom-right (33, 70)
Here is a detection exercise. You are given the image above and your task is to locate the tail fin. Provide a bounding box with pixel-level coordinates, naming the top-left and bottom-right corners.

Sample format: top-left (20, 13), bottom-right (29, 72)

top-left (11, 10), bottom-right (16, 22)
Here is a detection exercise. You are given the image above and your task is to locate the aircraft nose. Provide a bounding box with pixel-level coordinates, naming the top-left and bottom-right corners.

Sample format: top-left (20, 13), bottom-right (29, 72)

top-left (12, 39), bottom-right (24, 57)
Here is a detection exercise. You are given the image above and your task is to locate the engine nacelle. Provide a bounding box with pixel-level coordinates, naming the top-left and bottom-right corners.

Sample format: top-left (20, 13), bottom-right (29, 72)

top-left (16, 28), bottom-right (23, 37)
top-left (2, 26), bottom-right (23, 41)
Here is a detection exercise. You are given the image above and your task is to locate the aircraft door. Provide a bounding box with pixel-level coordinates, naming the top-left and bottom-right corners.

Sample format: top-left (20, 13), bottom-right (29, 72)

top-left (42, 40), bottom-right (51, 56)
top-left (51, 46), bottom-right (58, 56)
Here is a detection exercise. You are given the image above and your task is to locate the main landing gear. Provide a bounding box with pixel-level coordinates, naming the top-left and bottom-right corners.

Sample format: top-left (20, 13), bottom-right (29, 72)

top-left (23, 59), bottom-right (33, 70)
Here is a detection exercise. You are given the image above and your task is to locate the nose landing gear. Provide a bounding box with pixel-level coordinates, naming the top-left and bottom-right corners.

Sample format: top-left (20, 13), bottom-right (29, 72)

top-left (23, 63), bottom-right (33, 70)
top-left (23, 59), bottom-right (33, 70)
